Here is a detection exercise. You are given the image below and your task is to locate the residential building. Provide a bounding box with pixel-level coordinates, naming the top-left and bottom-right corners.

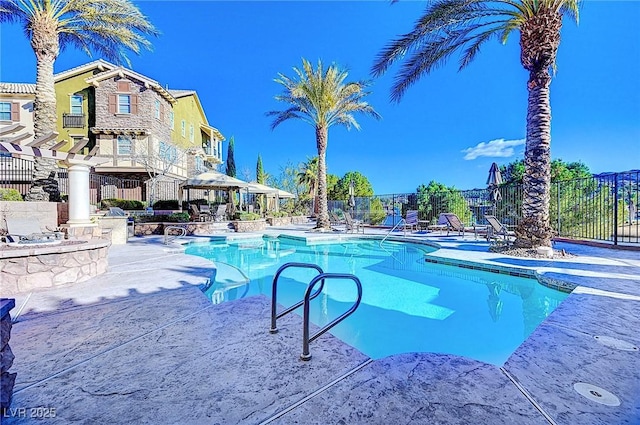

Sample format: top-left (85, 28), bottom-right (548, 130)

top-left (0, 60), bottom-right (225, 203)
top-left (0, 82), bottom-right (36, 145)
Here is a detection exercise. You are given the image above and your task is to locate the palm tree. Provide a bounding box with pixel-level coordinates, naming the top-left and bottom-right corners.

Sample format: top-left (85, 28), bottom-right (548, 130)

top-left (297, 156), bottom-right (319, 216)
top-left (268, 58), bottom-right (380, 229)
top-left (0, 0), bottom-right (158, 201)
top-left (372, 0), bottom-right (580, 248)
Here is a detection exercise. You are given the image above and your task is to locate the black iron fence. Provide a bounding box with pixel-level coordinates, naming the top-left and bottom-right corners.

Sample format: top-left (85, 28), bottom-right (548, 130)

top-left (330, 170), bottom-right (639, 245)
top-left (2, 155), bottom-right (638, 244)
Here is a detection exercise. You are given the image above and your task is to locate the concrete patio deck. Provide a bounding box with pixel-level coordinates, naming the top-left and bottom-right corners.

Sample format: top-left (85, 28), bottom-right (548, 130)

top-left (3, 225), bottom-right (639, 424)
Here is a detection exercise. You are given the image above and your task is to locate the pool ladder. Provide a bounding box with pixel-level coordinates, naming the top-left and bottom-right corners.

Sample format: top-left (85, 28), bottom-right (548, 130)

top-left (270, 262), bottom-right (363, 361)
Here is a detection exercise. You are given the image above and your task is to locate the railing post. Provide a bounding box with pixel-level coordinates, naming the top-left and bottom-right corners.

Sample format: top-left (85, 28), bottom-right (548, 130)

top-left (556, 181), bottom-right (561, 237)
top-left (614, 173), bottom-right (619, 245)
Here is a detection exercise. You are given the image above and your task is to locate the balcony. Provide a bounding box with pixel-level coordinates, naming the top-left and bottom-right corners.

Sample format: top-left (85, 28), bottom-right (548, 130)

top-left (63, 113), bottom-right (85, 128)
top-left (202, 144), bottom-right (221, 163)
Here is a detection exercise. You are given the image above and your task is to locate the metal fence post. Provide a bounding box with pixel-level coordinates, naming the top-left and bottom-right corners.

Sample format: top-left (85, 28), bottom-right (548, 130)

top-left (614, 173), bottom-right (618, 245)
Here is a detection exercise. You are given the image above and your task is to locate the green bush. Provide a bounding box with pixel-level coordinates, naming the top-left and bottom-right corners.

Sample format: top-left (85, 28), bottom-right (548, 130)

top-left (135, 212), bottom-right (190, 223)
top-left (267, 211), bottom-right (288, 218)
top-left (233, 212), bottom-right (261, 221)
top-left (101, 198), bottom-right (144, 210)
top-left (369, 198), bottom-right (386, 225)
top-left (0, 188), bottom-right (23, 201)
top-left (153, 200), bottom-right (180, 210)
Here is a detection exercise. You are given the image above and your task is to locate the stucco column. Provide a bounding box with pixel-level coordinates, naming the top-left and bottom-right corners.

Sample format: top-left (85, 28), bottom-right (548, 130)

top-left (66, 163), bottom-right (94, 226)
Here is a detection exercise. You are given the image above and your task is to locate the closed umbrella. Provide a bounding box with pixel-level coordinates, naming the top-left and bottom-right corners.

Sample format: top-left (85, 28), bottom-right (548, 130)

top-left (348, 179), bottom-right (356, 215)
top-left (486, 162), bottom-right (503, 214)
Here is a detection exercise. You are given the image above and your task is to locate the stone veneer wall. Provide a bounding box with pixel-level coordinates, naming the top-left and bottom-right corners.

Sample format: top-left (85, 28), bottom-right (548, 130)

top-left (232, 219), bottom-right (267, 233)
top-left (0, 239), bottom-right (110, 295)
top-left (0, 299), bottom-right (16, 414)
top-left (134, 221), bottom-right (229, 236)
top-left (0, 201), bottom-right (57, 234)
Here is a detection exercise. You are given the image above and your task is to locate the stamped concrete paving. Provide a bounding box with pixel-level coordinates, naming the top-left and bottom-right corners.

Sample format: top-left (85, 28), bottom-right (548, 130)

top-left (3, 231), bottom-right (640, 424)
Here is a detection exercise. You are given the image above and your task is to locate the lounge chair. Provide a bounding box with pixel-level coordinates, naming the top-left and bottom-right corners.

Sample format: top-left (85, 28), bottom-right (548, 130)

top-left (329, 211), bottom-right (345, 226)
top-left (484, 215), bottom-right (515, 241)
top-left (213, 204), bottom-right (227, 222)
top-left (3, 218), bottom-right (61, 244)
top-left (442, 213), bottom-right (478, 238)
top-left (190, 204), bottom-right (211, 222)
top-left (344, 212), bottom-right (364, 234)
top-left (403, 210), bottom-right (419, 234)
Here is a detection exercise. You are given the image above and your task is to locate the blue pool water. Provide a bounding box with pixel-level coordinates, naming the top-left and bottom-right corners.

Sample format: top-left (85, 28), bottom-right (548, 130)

top-left (185, 236), bottom-right (567, 365)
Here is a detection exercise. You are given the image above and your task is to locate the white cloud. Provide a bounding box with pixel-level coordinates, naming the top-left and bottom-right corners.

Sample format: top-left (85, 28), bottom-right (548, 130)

top-left (462, 138), bottom-right (525, 160)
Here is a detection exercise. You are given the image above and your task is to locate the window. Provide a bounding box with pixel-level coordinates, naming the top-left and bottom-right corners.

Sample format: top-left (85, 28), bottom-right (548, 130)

top-left (154, 100), bottom-right (161, 120)
top-left (117, 95), bottom-right (131, 114)
top-left (189, 124), bottom-right (194, 142)
top-left (181, 120), bottom-right (186, 137)
top-left (70, 95), bottom-right (83, 114)
top-left (0, 102), bottom-right (11, 121)
top-left (169, 111), bottom-right (174, 130)
top-left (117, 135), bottom-right (132, 155)
top-left (159, 141), bottom-right (177, 162)
top-left (195, 156), bottom-right (205, 172)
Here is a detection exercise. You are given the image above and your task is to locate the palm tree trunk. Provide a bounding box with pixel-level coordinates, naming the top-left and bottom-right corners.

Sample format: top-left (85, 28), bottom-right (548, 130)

top-left (315, 125), bottom-right (330, 229)
top-left (514, 70), bottom-right (554, 248)
top-left (25, 17), bottom-right (61, 202)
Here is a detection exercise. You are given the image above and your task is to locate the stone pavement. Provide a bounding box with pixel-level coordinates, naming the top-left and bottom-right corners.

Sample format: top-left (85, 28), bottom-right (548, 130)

top-left (3, 229), bottom-right (639, 424)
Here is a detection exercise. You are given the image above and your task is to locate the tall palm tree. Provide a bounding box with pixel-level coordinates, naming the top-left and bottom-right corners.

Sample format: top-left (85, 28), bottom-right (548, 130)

top-left (297, 156), bottom-right (319, 216)
top-left (372, 0), bottom-right (580, 248)
top-left (0, 0), bottom-right (158, 201)
top-left (268, 58), bottom-right (380, 229)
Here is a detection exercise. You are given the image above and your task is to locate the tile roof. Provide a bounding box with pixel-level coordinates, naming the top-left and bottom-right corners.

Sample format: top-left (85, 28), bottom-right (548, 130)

top-left (0, 82), bottom-right (36, 94)
top-left (169, 89), bottom-right (196, 98)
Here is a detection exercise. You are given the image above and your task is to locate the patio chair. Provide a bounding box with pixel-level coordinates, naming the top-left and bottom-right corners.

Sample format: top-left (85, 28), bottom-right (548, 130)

top-left (484, 215), bottom-right (515, 241)
top-left (442, 213), bottom-right (478, 238)
top-left (3, 218), bottom-right (61, 244)
top-left (344, 212), bottom-right (364, 234)
top-left (190, 204), bottom-right (211, 222)
top-left (213, 204), bottom-right (227, 222)
top-left (403, 210), bottom-right (419, 234)
top-left (329, 211), bottom-right (345, 226)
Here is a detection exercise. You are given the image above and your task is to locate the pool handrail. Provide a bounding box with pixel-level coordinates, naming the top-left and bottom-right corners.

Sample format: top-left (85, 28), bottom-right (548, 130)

top-left (380, 218), bottom-right (405, 245)
top-left (301, 273), bottom-right (363, 361)
top-left (270, 262), bottom-right (325, 333)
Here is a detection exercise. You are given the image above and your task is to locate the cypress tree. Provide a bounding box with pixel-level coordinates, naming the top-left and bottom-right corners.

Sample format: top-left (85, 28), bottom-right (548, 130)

top-left (256, 154), bottom-right (265, 184)
top-left (226, 136), bottom-right (236, 177)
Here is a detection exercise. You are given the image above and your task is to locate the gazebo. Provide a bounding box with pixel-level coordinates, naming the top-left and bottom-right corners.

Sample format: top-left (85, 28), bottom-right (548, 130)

top-left (179, 171), bottom-right (250, 214)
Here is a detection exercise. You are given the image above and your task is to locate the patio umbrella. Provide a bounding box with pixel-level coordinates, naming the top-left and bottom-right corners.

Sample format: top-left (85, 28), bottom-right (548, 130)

top-left (486, 162), bottom-right (503, 212)
top-left (348, 179), bottom-right (356, 214)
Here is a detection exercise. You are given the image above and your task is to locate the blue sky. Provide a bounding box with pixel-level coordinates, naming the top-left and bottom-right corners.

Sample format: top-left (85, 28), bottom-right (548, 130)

top-left (1, 1), bottom-right (638, 194)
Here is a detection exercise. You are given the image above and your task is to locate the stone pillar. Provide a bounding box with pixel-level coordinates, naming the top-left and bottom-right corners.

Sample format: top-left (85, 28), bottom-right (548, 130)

top-left (1, 298), bottom-right (16, 415)
top-left (66, 163), bottom-right (94, 226)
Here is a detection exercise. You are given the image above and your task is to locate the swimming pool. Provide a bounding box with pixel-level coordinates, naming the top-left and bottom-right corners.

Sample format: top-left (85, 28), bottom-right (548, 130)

top-left (185, 236), bottom-right (567, 365)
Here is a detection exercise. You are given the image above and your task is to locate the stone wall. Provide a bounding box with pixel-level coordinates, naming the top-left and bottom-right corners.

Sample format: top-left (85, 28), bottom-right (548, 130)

top-left (0, 239), bottom-right (110, 295)
top-left (0, 299), bottom-right (16, 414)
top-left (232, 219), bottom-right (267, 233)
top-left (266, 217), bottom-right (292, 226)
top-left (0, 201), bottom-right (57, 234)
top-left (134, 221), bottom-right (231, 236)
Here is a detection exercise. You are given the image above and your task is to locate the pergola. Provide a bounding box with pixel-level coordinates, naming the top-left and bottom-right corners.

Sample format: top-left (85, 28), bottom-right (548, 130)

top-left (0, 138), bottom-right (109, 226)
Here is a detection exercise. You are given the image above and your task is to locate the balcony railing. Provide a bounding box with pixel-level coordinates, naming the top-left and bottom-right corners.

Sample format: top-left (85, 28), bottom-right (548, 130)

top-left (63, 113), bottom-right (85, 128)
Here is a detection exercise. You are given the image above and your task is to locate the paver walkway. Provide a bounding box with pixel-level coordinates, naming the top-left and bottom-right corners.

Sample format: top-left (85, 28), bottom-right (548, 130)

top-left (3, 231), bottom-right (639, 424)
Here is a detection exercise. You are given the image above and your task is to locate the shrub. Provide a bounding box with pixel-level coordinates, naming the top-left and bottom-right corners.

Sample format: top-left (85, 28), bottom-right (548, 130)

top-left (233, 212), bottom-right (261, 221)
top-left (153, 200), bottom-right (180, 210)
top-left (0, 188), bottom-right (23, 201)
top-left (268, 211), bottom-right (289, 218)
top-left (134, 212), bottom-right (190, 223)
top-left (101, 198), bottom-right (144, 210)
